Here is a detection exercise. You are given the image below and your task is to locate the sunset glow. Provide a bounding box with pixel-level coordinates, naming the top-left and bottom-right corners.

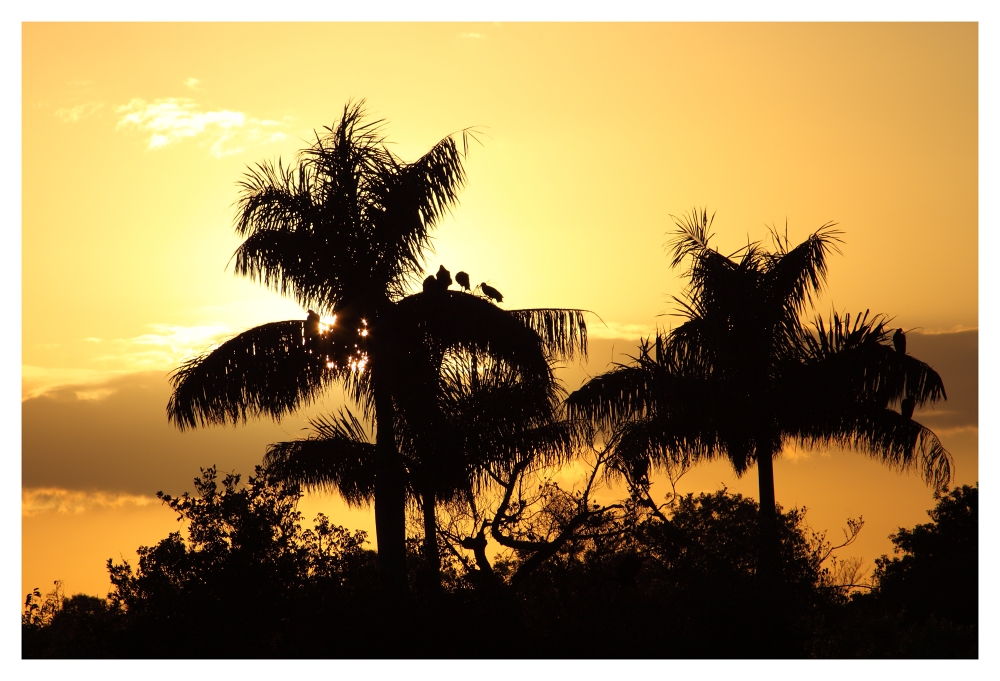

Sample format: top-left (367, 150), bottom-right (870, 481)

top-left (21, 22), bottom-right (977, 614)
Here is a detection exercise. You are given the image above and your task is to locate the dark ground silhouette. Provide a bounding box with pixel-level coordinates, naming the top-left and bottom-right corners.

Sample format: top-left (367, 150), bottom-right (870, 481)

top-left (22, 471), bottom-right (977, 659)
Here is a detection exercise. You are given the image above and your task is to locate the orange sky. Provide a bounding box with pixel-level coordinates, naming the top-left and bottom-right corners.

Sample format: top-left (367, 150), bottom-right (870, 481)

top-left (20, 23), bottom-right (979, 601)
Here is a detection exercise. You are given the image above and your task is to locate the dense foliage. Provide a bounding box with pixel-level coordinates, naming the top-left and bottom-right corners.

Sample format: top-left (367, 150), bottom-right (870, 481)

top-left (22, 468), bottom-right (977, 658)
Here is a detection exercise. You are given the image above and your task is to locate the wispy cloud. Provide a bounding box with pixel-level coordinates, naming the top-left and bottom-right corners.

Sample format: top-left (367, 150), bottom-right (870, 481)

top-left (54, 101), bottom-right (103, 122)
top-left (92, 323), bottom-right (233, 371)
top-left (116, 97), bottom-right (287, 157)
top-left (587, 321), bottom-right (661, 341)
top-left (914, 325), bottom-right (978, 335)
top-left (23, 323), bottom-right (233, 400)
top-left (459, 32), bottom-right (486, 39)
top-left (184, 77), bottom-right (201, 90)
top-left (22, 366), bottom-right (129, 402)
top-left (22, 488), bottom-right (158, 517)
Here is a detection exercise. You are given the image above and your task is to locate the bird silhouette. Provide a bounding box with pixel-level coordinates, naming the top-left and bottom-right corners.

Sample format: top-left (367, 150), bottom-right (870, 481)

top-left (901, 397), bottom-right (915, 420)
top-left (455, 271), bottom-right (471, 291)
top-left (480, 283), bottom-right (503, 303)
top-left (423, 275), bottom-right (437, 293)
top-left (305, 310), bottom-right (321, 351)
top-left (436, 265), bottom-right (452, 290)
top-left (893, 328), bottom-right (906, 355)
top-left (306, 309), bottom-right (320, 327)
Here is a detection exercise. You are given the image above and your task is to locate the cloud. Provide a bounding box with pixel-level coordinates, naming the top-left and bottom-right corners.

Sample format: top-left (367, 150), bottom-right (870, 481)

top-left (121, 323), bottom-right (232, 361)
top-left (913, 324), bottom-right (978, 335)
top-left (22, 365), bottom-right (130, 402)
top-left (54, 101), bottom-right (103, 122)
top-left (906, 330), bottom-right (978, 431)
top-left (22, 371), bottom-right (342, 496)
top-left (586, 320), bottom-right (659, 341)
top-left (184, 77), bottom-right (201, 90)
top-left (459, 32), bottom-right (486, 39)
top-left (22, 324), bottom-right (233, 401)
top-left (116, 97), bottom-right (287, 157)
top-left (22, 488), bottom-right (158, 518)
top-left (88, 323), bottom-right (234, 374)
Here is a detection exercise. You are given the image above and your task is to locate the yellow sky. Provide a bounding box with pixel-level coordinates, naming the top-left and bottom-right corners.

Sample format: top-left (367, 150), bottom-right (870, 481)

top-left (21, 23), bottom-right (978, 599)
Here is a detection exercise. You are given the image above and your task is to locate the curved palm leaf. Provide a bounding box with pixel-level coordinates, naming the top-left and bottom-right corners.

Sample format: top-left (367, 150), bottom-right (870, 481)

top-left (263, 408), bottom-right (377, 507)
top-left (390, 290), bottom-right (553, 381)
top-left (795, 310), bottom-right (946, 409)
top-left (793, 406), bottom-right (951, 492)
top-left (762, 223), bottom-right (843, 319)
top-left (510, 308), bottom-right (589, 361)
top-left (167, 320), bottom-right (346, 430)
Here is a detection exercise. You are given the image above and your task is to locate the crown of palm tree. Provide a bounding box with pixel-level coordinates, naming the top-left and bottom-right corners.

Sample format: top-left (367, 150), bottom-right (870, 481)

top-left (230, 99), bottom-right (474, 312)
top-left (567, 208), bottom-right (951, 491)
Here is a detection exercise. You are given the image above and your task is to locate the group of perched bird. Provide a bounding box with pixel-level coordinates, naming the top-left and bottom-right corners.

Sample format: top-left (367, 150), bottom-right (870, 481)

top-left (303, 267), bottom-right (505, 349)
top-left (422, 265), bottom-right (503, 303)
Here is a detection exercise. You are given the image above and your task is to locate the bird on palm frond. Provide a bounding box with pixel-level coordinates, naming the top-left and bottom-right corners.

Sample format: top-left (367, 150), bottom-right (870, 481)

top-left (455, 271), bottom-right (471, 291)
top-left (893, 328), bottom-right (906, 355)
top-left (436, 265), bottom-right (452, 290)
top-left (480, 283), bottom-right (503, 303)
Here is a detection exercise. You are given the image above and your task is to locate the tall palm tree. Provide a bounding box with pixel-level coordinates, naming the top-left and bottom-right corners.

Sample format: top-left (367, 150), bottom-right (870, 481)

top-left (167, 102), bottom-right (587, 587)
top-left (566, 209), bottom-right (950, 589)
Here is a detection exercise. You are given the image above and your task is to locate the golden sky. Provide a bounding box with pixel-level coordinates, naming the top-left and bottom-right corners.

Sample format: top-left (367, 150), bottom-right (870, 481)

top-left (21, 23), bottom-right (978, 600)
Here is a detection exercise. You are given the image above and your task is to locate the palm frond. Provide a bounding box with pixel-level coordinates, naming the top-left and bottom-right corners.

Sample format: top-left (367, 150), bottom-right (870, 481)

top-left (794, 407), bottom-right (952, 493)
top-left (263, 407), bottom-right (377, 506)
top-left (167, 321), bottom-right (342, 430)
top-left (509, 308), bottom-right (589, 360)
top-left (667, 207), bottom-right (716, 270)
top-left (565, 355), bottom-right (714, 431)
top-left (612, 415), bottom-right (725, 477)
top-left (391, 290), bottom-right (552, 381)
top-left (763, 223), bottom-right (842, 318)
top-left (794, 311), bottom-right (947, 409)
top-left (375, 133), bottom-right (469, 295)
top-left (231, 99), bottom-right (472, 310)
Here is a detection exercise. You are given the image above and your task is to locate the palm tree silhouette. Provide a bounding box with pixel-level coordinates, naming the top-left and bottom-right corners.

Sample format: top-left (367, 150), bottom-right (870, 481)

top-left (566, 209), bottom-right (950, 591)
top-left (167, 102), bottom-right (586, 588)
top-left (263, 348), bottom-right (576, 590)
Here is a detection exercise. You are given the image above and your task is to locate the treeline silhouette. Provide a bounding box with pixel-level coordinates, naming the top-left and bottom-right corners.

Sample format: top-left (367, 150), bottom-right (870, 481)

top-left (23, 101), bottom-right (976, 658)
top-left (22, 473), bottom-right (977, 658)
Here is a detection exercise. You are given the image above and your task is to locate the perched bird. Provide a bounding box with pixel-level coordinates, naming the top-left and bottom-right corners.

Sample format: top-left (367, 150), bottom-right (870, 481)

top-left (306, 309), bottom-right (320, 328)
top-left (901, 397), bottom-right (915, 420)
top-left (893, 328), bottom-right (906, 355)
top-left (455, 271), bottom-right (471, 291)
top-left (436, 265), bottom-right (452, 289)
top-left (480, 283), bottom-right (503, 303)
top-left (305, 310), bottom-right (321, 351)
top-left (422, 275), bottom-right (437, 293)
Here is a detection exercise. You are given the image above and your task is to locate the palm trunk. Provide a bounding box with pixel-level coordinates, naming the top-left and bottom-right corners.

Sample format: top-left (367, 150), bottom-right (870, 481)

top-left (420, 483), bottom-right (441, 592)
top-left (373, 365), bottom-right (408, 591)
top-left (755, 444), bottom-right (780, 587)
top-left (756, 442), bottom-right (794, 656)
